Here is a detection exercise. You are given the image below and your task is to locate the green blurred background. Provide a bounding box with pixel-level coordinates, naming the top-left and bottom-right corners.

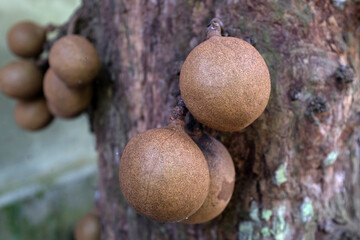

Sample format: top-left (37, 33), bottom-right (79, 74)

top-left (0, 1), bottom-right (98, 239)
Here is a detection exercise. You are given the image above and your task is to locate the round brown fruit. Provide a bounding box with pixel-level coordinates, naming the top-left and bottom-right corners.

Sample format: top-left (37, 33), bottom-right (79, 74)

top-left (46, 101), bottom-right (81, 119)
top-left (119, 124), bottom-right (210, 222)
top-left (75, 212), bottom-right (100, 240)
top-left (0, 60), bottom-right (42, 99)
top-left (182, 133), bottom-right (235, 224)
top-left (14, 98), bottom-right (53, 131)
top-left (7, 21), bottom-right (46, 58)
top-left (49, 35), bottom-right (100, 88)
top-left (43, 69), bottom-right (92, 118)
top-left (180, 36), bottom-right (271, 132)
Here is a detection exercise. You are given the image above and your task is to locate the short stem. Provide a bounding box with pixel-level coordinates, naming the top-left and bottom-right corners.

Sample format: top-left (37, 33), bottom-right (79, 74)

top-left (186, 114), bottom-right (203, 140)
top-left (174, 18), bottom-right (224, 129)
top-left (169, 97), bottom-right (188, 126)
top-left (67, 7), bottom-right (82, 35)
top-left (44, 24), bottom-right (61, 33)
top-left (206, 18), bottom-right (224, 39)
top-left (35, 58), bottom-right (49, 73)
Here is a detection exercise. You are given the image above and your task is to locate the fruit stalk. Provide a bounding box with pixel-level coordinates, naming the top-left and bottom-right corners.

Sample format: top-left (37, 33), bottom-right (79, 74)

top-left (169, 97), bottom-right (188, 126)
top-left (186, 113), bottom-right (203, 139)
top-left (67, 7), bottom-right (83, 35)
top-left (206, 18), bottom-right (224, 39)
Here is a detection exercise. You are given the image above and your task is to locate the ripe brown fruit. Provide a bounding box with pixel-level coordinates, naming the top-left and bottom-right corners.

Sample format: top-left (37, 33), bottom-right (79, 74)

top-left (49, 35), bottom-right (100, 88)
top-left (180, 36), bottom-right (271, 132)
top-left (182, 133), bottom-right (235, 224)
top-left (43, 69), bottom-right (92, 118)
top-left (46, 101), bottom-right (81, 119)
top-left (0, 60), bottom-right (42, 99)
top-left (75, 212), bottom-right (100, 240)
top-left (119, 124), bottom-right (210, 222)
top-left (14, 98), bottom-right (53, 131)
top-left (7, 21), bottom-right (46, 58)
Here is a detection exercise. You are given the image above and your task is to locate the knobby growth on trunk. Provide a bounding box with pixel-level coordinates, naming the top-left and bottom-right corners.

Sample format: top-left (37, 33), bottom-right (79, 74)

top-left (64, 0), bottom-right (360, 239)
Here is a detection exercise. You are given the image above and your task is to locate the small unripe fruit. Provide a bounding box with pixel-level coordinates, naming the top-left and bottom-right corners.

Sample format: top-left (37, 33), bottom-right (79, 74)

top-left (14, 98), bottom-right (53, 131)
top-left (75, 212), bottom-right (100, 240)
top-left (49, 35), bottom-right (100, 88)
top-left (119, 124), bottom-right (210, 222)
top-left (43, 69), bottom-right (92, 118)
top-left (182, 133), bottom-right (235, 224)
top-left (7, 21), bottom-right (46, 58)
top-left (0, 60), bottom-right (42, 99)
top-left (180, 36), bottom-right (271, 132)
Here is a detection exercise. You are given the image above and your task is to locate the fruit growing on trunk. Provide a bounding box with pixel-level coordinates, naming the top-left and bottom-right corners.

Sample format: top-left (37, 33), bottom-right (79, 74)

top-left (180, 25), bottom-right (271, 132)
top-left (182, 133), bottom-right (235, 224)
top-left (14, 98), bottom-right (53, 131)
top-left (75, 212), bottom-right (101, 240)
top-left (7, 21), bottom-right (46, 58)
top-left (0, 60), bottom-right (43, 99)
top-left (119, 123), bottom-right (210, 222)
top-left (49, 35), bottom-right (100, 88)
top-left (43, 69), bottom-right (92, 118)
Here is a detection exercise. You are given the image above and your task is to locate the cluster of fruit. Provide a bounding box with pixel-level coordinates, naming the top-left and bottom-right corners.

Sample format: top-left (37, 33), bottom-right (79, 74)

top-left (119, 118), bottom-right (236, 224)
top-left (45, 35), bottom-right (99, 118)
top-left (0, 21), bottom-right (52, 130)
top-left (119, 19), bottom-right (271, 224)
top-left (0, 21), bottom-right (99, 131)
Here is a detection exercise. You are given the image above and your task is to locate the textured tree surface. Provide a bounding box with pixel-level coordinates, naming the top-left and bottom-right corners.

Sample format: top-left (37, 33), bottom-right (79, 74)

top-left (77, 0), bottom-right (360, 239)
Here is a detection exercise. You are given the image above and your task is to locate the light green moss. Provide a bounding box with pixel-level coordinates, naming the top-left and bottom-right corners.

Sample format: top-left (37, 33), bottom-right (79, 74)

top-left (273, 164), bottom-right (287, 186)
top-left (261, 227), bottom-right (271, 238)
top-left (300, 197), bottom-right (314, 223)
top-left (323, 151), bottom-right (339, 167)
top-left (250, 201), bottom-right (261, 223)
top-left (271, 205), bottom-right (290, 240)
top-left (253, 232), bottom-right (260, 240)
top-left (238, 221), bottom-right (254, 240)
top-left (262, 209), bottom-right (273, 222)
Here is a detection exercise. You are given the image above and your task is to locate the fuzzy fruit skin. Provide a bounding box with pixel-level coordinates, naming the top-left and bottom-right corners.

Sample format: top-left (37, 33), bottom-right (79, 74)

top-left (119, 124), bottom-right (210, 223)
top-left (180, 36), bottom-right (271, 132)
top-left (0, 60), bottom-right (42, 99)
top-left (43, 69), bottom-right (92, 118)
top-left (49, 35), bottom-right (100, 88)
top-left (7, 21), bottom-right (46, 58)
top-left (182, 133), bottom-right (235, 224)
top-left (14, 98), bottom-right (53, 131)
top-left (75, 212), bottom-right (100, 240)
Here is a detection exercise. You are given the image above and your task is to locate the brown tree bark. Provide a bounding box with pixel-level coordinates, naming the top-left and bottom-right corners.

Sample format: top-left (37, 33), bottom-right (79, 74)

top-left (77, 0), bottom-right (360, 239)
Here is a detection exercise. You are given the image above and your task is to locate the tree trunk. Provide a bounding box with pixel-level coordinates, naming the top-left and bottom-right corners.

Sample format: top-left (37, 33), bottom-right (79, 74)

top-left (79, 0), bottom-right (360, 239)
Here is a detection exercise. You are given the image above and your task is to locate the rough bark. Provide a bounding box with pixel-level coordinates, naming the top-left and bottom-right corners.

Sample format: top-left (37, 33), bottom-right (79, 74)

top-left (77, 0), bottom-right (360, 239)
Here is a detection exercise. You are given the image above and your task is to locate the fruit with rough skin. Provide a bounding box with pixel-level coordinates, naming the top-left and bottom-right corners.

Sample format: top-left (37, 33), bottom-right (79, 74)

top-left (7, 21), bottom-right (46, 58)
top-left (14, 98), bottom-right (53, 131)
top-left (180, 36), bottom-right (271, 132)
top-left (75, 212), bottom-right (100, 240)
top-left (43, 69), bottom-right (92, 118)
top-left (182, 133), bottom-right (235, 224)
top-left (119, 124), bottom-right (210, 222)
top-left (49, 35), bottom-right (100, 88)
top-left (0, 60), bottom-right (42, 99)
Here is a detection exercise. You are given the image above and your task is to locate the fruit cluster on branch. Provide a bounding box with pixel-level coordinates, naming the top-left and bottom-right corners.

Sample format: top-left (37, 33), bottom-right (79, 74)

top-left (0, 19), bottom-right (99, 131)
top-left (1, 15), bottom-right (271, 229)
top-left (119, 18), bottom-right (271, 224)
